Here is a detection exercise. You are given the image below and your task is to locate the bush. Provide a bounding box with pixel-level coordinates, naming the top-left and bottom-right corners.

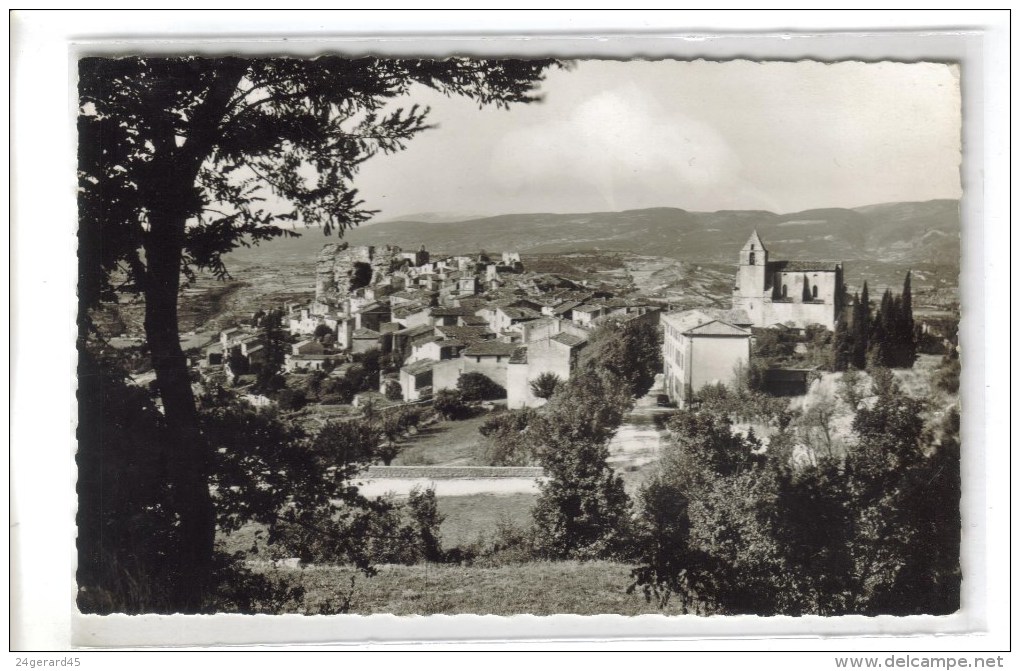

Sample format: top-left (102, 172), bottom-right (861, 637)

top-left (457, 372), bottom-right (506, 401)
top-left (528, 372), bottom-right (560, 400)
top-left (433, 389), bottom-right (471, 420)
top-left (384, 379), bottom-right (403, 401)
top-left (933, 353), bottom-right (960, 393)
top-left (276, 388), bottom-right (307, 411)
top-left (477, 408), bottom-right (540, 466)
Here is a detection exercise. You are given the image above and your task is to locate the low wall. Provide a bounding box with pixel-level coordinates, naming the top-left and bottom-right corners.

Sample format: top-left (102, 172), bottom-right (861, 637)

top-left (364, 466), bottom-right (544, 479)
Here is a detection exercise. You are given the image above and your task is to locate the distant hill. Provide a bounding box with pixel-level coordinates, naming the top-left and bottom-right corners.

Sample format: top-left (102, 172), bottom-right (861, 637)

top-left (225, 200), bottom-right (960, 268)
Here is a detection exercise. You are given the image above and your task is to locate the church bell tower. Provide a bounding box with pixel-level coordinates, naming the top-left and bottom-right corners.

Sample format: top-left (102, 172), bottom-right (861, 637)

top-left (733, 230), bottom-right (768, 320)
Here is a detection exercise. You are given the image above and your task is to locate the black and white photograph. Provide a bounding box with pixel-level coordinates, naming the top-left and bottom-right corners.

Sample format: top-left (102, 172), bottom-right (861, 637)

top-left (9, 9), bottom-right (1011, 656)
top-left (74, 52), bottom-right (965, 618)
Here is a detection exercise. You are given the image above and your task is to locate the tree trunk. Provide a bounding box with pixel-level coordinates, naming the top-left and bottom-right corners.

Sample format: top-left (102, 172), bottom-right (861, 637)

top-left (144, 204), bottom-right (214, 612)
top-left (139, 61), bottom-right (247, 612)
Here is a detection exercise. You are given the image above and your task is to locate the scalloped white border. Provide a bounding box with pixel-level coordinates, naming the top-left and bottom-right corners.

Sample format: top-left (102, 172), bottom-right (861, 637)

top-left (9, 9), bottom-right (1010, 654)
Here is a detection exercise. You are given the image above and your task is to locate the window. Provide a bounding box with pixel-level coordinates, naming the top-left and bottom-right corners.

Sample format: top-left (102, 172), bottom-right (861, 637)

top-left (749, 251), bottom-right (756, 265)
top-left (782, 284), bottom-right (788, 298)
top-left (812, 285), bottom-right (818, 299)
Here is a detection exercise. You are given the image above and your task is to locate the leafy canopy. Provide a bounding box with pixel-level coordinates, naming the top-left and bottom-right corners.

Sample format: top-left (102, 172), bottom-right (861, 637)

top-left (77, 56), bottom-right (561, 311)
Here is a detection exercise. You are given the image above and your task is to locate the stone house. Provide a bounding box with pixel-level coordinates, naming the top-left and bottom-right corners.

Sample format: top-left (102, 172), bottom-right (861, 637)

top-left (432, 340), bottom-right (519, 393)
top-left (399, 358), bottom-right (436, 401)
top-left (662, 309), bottom-right (752, 406)
top-left (351, 327), bottom-right (382, 354)
top-left (506, 331), bottom-right (588, 409)
top-left (571, 303), bottom-right (607, 328)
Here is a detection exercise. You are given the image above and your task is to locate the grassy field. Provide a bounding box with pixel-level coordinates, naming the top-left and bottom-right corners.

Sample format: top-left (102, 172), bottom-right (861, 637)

top-left (437, 492), bottom-right (537, 548)
top-left (276, 560), bottom-right (687, 616)
top-left (219, 490), bottom-right (538, 559)
top-left (392, 412), bottom-right (493, 466)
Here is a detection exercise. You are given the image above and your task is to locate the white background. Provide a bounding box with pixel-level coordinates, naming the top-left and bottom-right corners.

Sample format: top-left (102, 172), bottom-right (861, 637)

top-left (8, 8), bottom-right (1014, 663)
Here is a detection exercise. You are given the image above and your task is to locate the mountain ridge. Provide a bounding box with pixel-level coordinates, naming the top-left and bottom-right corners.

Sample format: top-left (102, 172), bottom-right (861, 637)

top-left (226, 199), bottom-right (960, 268)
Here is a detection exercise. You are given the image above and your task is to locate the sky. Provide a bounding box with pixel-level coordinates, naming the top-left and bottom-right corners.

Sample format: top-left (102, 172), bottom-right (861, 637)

top-left (350, 59), bottom-right (961, 221)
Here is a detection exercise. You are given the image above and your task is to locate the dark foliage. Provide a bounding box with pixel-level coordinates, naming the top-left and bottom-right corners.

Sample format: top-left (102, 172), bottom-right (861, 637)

top-left (528, 371), bottom-right (561, 400)
top-left (630, 373), bottom-right (961, 616)
top-left (477, 408), bottom-right (541, 466)
top-left (433, 388), bottom-right (471, 420)
top-left (582, 318), bottom-right (662, 398)
top-left (457, 371), bottom-right (506, 401)
top-left (530, 370), bottom-right (635, 560)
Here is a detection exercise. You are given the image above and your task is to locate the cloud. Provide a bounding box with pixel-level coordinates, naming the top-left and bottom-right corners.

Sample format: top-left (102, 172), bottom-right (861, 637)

top-left (489, 84), bottom-right (740, 211)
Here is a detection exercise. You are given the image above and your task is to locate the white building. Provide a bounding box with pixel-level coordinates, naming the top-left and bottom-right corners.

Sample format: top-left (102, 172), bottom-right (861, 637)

top-left (662, 309), bottom-right (752, 406)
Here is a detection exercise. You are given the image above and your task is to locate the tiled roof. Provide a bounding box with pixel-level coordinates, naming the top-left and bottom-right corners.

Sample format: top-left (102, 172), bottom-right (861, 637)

top-left (395, 323), bottom-right (435, 338)
top-left (414, 335), bottom-right (442, 347)
top-left (358, 301), bottom-right (388, 313)
top-left (458, 315), bottom-right (489, 326)
top-left (683, 320), bottom-right (751, 337)
top-left (352, 328), bottom-right (381, 338)
top-left (435, 325), bottom-right (492, 342)
top-left (768, 260), bottom-right (840, 273)
top-left (499, 306), bottom-right (542, 320)
top-left (551, 332), bottom-right (587, 348)
top-left (461, 341), bottom-right (520, 357)
top-left (402, 358), bottom-right (438, 376)
top-left (430, 306), bottom-right (472, 317)
top-left (551, 300), bottom-right (582, 315)
top-left (392, 304), bottom-right (428, 319)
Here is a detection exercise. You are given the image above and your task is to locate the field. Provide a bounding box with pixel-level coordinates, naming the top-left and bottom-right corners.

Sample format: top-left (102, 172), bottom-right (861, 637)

top-left (436, 492), bottom-right (537, 548)
top-left (268, 560), bottom-right (686, 616)
top-left (392, 411), bottom-right (493, 466)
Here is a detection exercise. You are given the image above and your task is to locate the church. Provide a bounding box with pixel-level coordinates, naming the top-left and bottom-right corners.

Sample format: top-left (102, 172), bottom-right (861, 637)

top-left (731, 231), bottom-right (844, 330)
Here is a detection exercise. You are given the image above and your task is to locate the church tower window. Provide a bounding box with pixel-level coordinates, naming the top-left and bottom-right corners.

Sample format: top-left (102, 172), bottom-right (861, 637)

top-left (812, 285), bottom-right (818, 299)
top-left (749, 251), bottom-right (756, 265)
top-left (782, 284), bottom-right (788, 298)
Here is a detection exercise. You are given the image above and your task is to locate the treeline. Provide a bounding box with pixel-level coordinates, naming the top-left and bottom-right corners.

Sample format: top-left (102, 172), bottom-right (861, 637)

top-left (833, 271), bottom-right (917, 370)
top-left (629, 369), bottom-right (961, 616)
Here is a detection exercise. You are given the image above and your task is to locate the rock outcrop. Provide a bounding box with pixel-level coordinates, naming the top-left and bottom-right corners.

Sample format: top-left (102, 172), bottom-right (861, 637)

top-left (314, 242), bottom-right (404, 312)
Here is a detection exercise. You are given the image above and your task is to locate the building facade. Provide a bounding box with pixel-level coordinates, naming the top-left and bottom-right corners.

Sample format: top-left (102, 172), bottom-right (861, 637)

top-left (732, 231), bottom-right (844, 330)
top-left (662, 309), bottom-right (752, 405)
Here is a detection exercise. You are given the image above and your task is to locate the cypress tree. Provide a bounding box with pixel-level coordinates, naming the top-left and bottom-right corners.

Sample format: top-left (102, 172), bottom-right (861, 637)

top-left (898, 271), bottom-right (916, 367)
top-left (850, 284), bottom-right (871, 370)
top-left (832, 311), bottom-right (852, 371)
top-left (869, 289), bottom-right (895, 368)
top-left (802, 273), bottom-right (813, 302)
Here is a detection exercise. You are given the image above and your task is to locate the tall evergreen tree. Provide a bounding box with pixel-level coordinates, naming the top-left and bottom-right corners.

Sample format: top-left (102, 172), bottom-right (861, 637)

top-left (894, 271), bottom-right (917, 368)
top-left (869, 289), bottom-right (895, 368)
top-left (802, 274), bottom-right (812, 302)
top-left (832, 312), bottom-right (852, 372)
top-left (849, 284), bottom-right (870, 370)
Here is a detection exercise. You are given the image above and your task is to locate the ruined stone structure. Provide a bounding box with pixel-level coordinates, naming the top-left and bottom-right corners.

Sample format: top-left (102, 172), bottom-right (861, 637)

top-left (313, 243), bottom-right (405, 314)
top-left (732, 231), bottom-right (844, 330)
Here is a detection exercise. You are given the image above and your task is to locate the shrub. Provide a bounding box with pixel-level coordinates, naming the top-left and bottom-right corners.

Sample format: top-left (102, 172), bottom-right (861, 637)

top-left (433, 389), bottom-right (471, 420)
top-left (384, 379), bottom-right (403, 401)
top-left (528, 372), bottom-right (561, 400)
top-left (276, 388), bottom-right (307, 411)
top-left (933, 353), bottom-right (960, 393)
top-left (457, 371), bottom-right (506, 401)
top-left (477, 408), bottom-right (540, 466)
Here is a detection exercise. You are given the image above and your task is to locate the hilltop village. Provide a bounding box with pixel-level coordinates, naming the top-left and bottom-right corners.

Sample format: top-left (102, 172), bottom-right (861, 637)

top-left (199, 231), bottom-right (866, 413)
top-left (202, 241), bottom-right (661, 410)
